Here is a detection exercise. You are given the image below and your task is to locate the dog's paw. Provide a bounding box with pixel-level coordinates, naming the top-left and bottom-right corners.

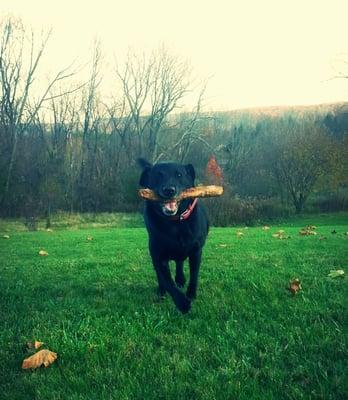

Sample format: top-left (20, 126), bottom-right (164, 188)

top-left (175, 274), bottom-right (186, 288)
top-left (186, 287), bottom-right (197, 300)
top-left (156, 287), bottom-right (167, 299)
top-left (176, 296), bottom-right (191, 314)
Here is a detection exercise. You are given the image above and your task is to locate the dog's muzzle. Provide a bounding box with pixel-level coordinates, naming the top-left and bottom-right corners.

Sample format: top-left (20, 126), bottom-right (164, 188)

top-left (161, 200), bottom-right (179, 216)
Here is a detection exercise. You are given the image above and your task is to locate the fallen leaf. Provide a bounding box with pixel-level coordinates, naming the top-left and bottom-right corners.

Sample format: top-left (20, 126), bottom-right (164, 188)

top-left (39, 250), bottom-right (48, 256)
top-left (22, 349), bottom-right (57, 369)
top-left (218, 244), bottom-right (227, 247)
top-left (86, 235), bottom-right (93, 241)
top-left (35, 341), bottom-right (44, 349)
top-left (3, 234), bottom-right (10, 239)
top-left (288, 278), bottom-right (302, 295)
top-left (262, 225), bottom-right (270, 230)
top-left (272, 230), bottom-right (290, 240)
top-left (46, 228), bottom-right (53, 233)
top-left (27, 340), bottom-right (44, 350)
top-left (299, 228), bottom-right (317, 236)
top-left (328, 269), bottom-right (345, 278)
top-left (236, 231), bottom-right (244, 237)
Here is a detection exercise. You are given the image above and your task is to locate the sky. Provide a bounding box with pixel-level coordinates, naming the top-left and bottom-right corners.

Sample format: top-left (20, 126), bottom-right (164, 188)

top-left (1, 0), bottom-right (347, 111)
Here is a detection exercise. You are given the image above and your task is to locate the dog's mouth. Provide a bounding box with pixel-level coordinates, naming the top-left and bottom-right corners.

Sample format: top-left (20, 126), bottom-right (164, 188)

top-left (161, 200), bottom-right (179, 216)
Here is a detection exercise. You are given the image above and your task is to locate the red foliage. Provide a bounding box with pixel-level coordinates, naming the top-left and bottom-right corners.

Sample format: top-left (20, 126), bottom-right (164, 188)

top-left (205, 155), bottom-right (223, 185)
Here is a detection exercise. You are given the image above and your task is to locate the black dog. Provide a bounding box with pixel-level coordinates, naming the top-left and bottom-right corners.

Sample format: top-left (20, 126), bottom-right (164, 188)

top-left (138, 159), bottom-right (209, 313)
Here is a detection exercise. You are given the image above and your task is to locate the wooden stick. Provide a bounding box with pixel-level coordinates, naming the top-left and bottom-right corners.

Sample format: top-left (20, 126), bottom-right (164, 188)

top-left (138, 185), bottom-right (223, 201)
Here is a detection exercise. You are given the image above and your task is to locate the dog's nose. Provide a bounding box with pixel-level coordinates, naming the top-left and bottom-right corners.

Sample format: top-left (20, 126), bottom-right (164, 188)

top-left (162, 186), bottom-right (176, 198)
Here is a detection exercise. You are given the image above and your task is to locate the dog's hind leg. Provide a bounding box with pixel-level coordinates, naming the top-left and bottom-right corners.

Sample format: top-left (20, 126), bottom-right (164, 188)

top-left (186, 249), bottom-right (202, 300)
top-left (175, 260), bottom-right (186, 288)
top-left (152, 258), bottom-right (191, 313)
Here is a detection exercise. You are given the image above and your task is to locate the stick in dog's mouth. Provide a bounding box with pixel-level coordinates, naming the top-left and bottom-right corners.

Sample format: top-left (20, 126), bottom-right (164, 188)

top-left (139, 185), bottom-right (224, 202)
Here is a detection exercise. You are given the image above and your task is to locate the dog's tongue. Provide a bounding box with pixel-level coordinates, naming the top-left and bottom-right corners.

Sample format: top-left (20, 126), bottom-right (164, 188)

top-left (164, 200), bottom-right (177, 212)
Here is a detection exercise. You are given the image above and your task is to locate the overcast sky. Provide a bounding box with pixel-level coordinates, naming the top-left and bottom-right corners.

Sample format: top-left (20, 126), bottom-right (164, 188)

top-left (1, 0), bottom-right (347, 111)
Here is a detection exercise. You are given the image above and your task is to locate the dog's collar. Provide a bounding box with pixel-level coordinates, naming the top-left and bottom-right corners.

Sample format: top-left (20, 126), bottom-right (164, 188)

top-left (169, 198), bottom-right (198, 222)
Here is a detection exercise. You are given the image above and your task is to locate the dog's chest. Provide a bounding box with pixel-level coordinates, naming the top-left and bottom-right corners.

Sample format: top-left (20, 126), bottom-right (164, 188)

top-left (157, 223), bottom-right (197, 259)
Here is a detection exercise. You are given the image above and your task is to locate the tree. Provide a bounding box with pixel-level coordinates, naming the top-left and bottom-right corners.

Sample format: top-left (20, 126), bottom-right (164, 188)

top-left (265, 117), bottom-right (338, 213)
top-left (115, 46), bottom-right (194, 162)
top-left (0, 16), bottom-right (78, 215)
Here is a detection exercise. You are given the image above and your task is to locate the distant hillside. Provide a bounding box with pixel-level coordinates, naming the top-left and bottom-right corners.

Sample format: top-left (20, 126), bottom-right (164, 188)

top-left (216, 101), bottom-right (348, 118)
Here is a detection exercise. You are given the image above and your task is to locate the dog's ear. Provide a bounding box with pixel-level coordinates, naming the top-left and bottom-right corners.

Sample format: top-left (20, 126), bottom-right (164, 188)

top-left (138, 158), bottom-right (152, 187)
top-left (137, 158), bottom-right (152, 170)
top-left (185, 164), bottom-right (195, 183)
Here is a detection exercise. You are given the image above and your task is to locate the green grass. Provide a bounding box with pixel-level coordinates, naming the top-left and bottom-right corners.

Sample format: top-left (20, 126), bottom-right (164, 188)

top-left (0, 214), bottom-right (347, 399)
top-left (0, 212), bottom-right (143, 232)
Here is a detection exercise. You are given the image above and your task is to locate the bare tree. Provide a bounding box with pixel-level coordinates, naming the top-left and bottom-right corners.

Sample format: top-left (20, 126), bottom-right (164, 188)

top-left (115, 46), bottom-right (194, 162)
top-left (266, 117), bottom-right (338, 213)
top-left (77, 41), bottom-right (104, 211)
top-left (0, 16), bottom-right (78, 211)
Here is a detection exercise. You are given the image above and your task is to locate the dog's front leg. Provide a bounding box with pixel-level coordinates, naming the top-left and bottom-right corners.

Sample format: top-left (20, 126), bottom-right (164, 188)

top-left (152, 258), bottom-right (191, 313)
top-left (186, 248), bottom-right (202, 300)
top-left (175, 260), bottom-right (186, 288)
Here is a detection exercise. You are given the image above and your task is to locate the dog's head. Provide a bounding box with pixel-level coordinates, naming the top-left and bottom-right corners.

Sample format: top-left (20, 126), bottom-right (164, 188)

top-left (138, 159), bottom-right (195, 217)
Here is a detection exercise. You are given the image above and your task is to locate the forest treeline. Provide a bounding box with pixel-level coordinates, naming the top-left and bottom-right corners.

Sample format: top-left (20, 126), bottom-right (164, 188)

top-left (0, 17), bottom-right (347, 226)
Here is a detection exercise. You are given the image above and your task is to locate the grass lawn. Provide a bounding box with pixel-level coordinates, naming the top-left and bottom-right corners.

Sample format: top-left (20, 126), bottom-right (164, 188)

top-left (0, 214), bottom-right (347, 399)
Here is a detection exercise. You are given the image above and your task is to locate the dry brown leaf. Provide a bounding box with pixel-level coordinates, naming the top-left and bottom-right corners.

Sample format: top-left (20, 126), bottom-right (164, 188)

top-left (299, 228), bottom-right (317, 236)
top-left (39, 250), bottom-right (48, 256)
top-left (288, 278), bottom-right (302, 295)
top-left (272, 230), bottom-right (290, 240)
top-left (34, 341), bottom-right (44, 349)
top-left (27, 340), bottom-right (44, 350)
top-left (22, 349), bottom-right (57, 369)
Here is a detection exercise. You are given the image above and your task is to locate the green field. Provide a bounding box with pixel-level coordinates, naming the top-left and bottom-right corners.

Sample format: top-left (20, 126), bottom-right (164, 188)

top-left (0, 214), bottom-right (347, 399)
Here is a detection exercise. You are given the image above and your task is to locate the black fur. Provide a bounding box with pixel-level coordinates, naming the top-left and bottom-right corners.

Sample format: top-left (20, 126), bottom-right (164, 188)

top-left (138, 159), bottom-right (209, 313)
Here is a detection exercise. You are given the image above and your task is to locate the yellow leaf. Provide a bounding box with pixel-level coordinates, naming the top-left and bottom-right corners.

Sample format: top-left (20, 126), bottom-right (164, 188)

top-left (299, 227), bottom-right (317, 236)
top-left (27, 340), bottom-right (44, 350)
top-left (35, 341), bottom-right (44, 349)
top-left (22, 349), bottom-right (57, 369)
top-left (39, 250), bottom-right (48, 256)
top-left (328, 269), bottom-right (344, 278)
